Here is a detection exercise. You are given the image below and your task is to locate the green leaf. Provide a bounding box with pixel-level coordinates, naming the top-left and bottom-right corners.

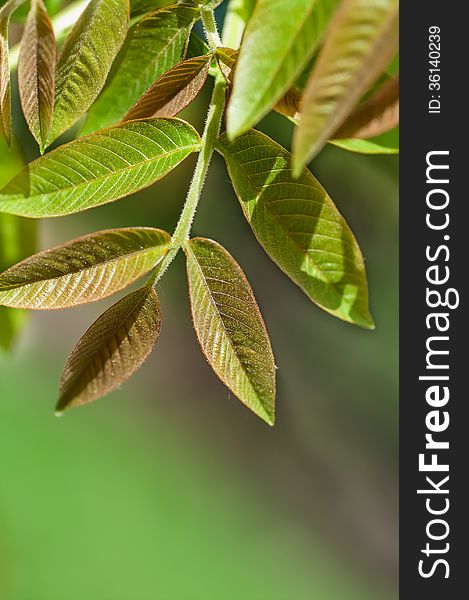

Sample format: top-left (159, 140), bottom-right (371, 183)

top-left (292, 0), bottom-right (398, 171)
top-left (1, 0), bottom-right (26, 144)
top-left (18, 0), bottom-right (56, 152)
top-left (82, 4), bottom-right (199, 135)
top-left (45, 0), bottom-right (129, 146)
top-left (186, 237), bottom-right (276, 425)
top-left (0, 227), bottom-right (170, 309)
top-left (218, 130), bottom-right (374, 329)
top-left (124, 54), bottom-right (211, 121)
top-left (330, 127), bottom-right (398, 154)
top-left (334, 75), bottom-right (399, 140)
top-left (56, 285), bottom-right (162, 413)
top-left (0, 118), bottom-right (201, 218)
top-left (227, 0), bottom-right (338, 139)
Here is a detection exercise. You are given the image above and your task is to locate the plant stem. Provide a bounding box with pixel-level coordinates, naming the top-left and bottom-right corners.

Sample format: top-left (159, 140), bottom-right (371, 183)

top-left (173, 73), bottom-right (226, 244)
top-left (201, 8), bottom-right (222, 49)
top-left (148, 69), bottom-right (227, 287)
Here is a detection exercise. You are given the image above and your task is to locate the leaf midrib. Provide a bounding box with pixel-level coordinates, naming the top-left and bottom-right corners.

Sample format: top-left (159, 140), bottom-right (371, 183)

top-left (1, 139), bottom-right (200, 201)
top-left (60, 288), bottom-right (152, 399)
top-left (0, 243), bottom-right (169, 291)
top-left (187, 244), bottom-right (269, 415)
top-left (222, 140), bottom-right (356, 304)
top-left (240, 0), bottom-right (320, 114)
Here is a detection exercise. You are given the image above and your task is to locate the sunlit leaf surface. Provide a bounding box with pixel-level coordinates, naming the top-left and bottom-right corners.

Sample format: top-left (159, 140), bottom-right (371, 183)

top-left (186, 237), bottom-right (276, 425)
top-left (0, 118), bottom-right (201, 217)
top-left (18, 0), bottom-right (56, 151)
top-left (124, 54), bottom-right (211, 120)
top-left (218, 130), bottom-right (374, 328)
top-left (46, 0), bottom-right (129, 145)
top-left (227, 0), bottom-right (338, 138)
top-left (0, 227), bottom-right (171, 309)
top-left (82, 4), bottom-right (198, 134)
top-left (293, 0), bottom-right (398, 170)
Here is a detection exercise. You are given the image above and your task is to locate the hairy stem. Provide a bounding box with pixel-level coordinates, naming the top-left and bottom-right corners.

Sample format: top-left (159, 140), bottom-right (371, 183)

top-left (147, 13), bottom-right (226, 287)
top-left (201, 8), bottom-right (222, 49)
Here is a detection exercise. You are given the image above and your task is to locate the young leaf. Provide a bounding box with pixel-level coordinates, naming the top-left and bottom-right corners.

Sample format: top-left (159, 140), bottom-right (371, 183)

top-left (123, 54), bottom-right (211, 121)
top-left (18, 0), bottom-right (56, 152)
top-left (333, 75), bottom-right (399, 140)
top-left (227, 0), bottom-right (338, 139)
top-left (0, 118), bottom-right (201, 218)
top-left (331, 134), bottom-right (398, 154)
top-left (0, 227), bottom-right (171, 309)
top-left (0, 213), bottom-right (37, 350)
top-left (292, 0), bottom-right (398, 171)
top-left (82, 4), bottom-right (199, 135)
top-left (45, 0), bottom-right (129, 146)
top-left (218, 130), bottom-right (374, 329)
top-left (0, 0), bottom-right (26, 144)
top-left (56, 285), bottom-right (162, 413)
top-left (186, 237), bottom-right (276, 425)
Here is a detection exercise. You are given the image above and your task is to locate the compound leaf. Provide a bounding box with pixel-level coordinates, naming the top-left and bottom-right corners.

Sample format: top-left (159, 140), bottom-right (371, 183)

top-left (123, 54), bottom-right (211, 121)
top-left (46, 0), bottom-right (129, 146)
top-left (227, 0), bottom-right (338, 139)
top-left (186, 237), bottom-right (276, 425)
top-left (82, 4), bottom-right (199, 135)
top-left (293, 0), bottom-right (398, 171)
top-left (18, 0), bottom-right (56, 152)
top-left (0, 227), bottom-right (171, 309)
top-left (218, 130), bottom-right (374, 329)
top-left (0, 118), bottom-right (201, 218)
top-left (1, 0), bottom-right (27, 144)
top-left (56, 285), bottom-right (162, 412)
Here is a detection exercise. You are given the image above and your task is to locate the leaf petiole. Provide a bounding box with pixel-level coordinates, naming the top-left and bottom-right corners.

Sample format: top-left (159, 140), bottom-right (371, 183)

top-left (148, 19), bottom-right (227, 288)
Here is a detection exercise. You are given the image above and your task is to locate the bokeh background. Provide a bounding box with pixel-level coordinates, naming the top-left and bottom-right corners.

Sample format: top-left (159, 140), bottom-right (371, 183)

top-left (1, 3), bottom-right (398, 599)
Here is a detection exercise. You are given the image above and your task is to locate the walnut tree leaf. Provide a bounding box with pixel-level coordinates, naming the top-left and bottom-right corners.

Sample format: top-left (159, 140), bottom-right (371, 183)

top-left (186, 237), bottom-right (276, 425)
top-left (0, 0), bottom-right (27, 145)
top-left (227, 0), bottom-right (339, 139)
top-left (18, 0), bottom-right (57, 152)
top-left (56, 285), bottom-right (162, 413)
top-left (45, 0), bottom-right (129, 146)
top-left (333, 74), bottom-right (399, 140)
top-left (0, 118), bottom-right (201, 218)
top-left (123, 54), bottom-right (211, 121)
top-left (0, 227), bottom-right (171, 309)
top-left (82, 4), bottom-right (199, 135)
top-left (217, 129), bottom-right (374, 329)
top-left (292, 0), bottom-right (398, 171)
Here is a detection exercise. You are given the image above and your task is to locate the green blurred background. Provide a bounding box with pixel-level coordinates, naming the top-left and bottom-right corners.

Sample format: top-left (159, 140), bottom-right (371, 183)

top-left (1, 4), bottom-right (398, 599)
